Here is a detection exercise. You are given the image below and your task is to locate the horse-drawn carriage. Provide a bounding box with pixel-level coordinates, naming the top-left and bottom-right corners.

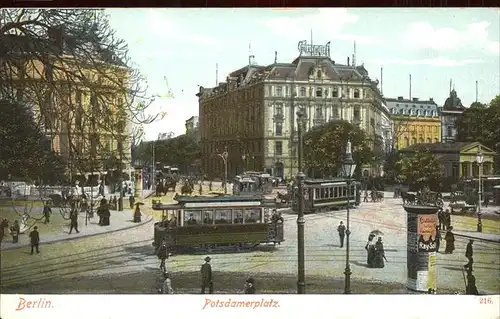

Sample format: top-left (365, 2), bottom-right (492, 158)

top-left (401, 189), bottom-right (444, 208)
top-left (152, 194), bottom-right (284, 253)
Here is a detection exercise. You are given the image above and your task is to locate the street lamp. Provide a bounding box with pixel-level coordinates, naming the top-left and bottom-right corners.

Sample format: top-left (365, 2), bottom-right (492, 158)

top-left (296, 110), bottom-right (306, 294)
top-left (476, 148), bottom-right (484, 233)
top-left (341, 140), bottom-right (357, 294)
top-left (217, 146), bottom-right (229, 194)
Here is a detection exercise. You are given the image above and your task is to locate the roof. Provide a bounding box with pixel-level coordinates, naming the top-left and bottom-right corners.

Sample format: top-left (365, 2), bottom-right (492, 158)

top-left (172, 194), bottom-right (265, 203)
top-left (400, 142), bottom-right (496, 154)
top-left (442, 90), bottom-right (465, 111)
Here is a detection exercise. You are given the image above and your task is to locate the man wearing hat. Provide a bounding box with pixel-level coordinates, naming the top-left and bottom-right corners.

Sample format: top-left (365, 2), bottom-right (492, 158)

top-left (29, 226), bottom-right (40, 255)
top-left (200, 256), bottom-right (213, 294)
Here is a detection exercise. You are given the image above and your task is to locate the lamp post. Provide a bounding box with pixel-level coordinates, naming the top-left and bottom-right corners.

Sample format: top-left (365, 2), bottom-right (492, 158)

top-left (342, 140), bottom-right (357, 294)
top-left (217, 146), bottom-right (229, 194)
top-left (241, 154), bottom-right (246, 173)
top-left (476, 148), bottom-right (483, 233)
top-left (296, 110), bottom-right (306, 294)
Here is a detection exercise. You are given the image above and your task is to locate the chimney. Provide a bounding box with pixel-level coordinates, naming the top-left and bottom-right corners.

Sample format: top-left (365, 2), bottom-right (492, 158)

top-left (397, 96), bottom-right (403, 100)
top-left (429, 97), bottom-right (434, 102)
top-left (412, 98), bottom-right (419, 102)
top-left (347, 57), bottom-right (350, 66)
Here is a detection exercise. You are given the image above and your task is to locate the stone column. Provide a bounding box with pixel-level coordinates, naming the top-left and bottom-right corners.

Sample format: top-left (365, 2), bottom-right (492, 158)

top-left (404, 205), bottom-right (439, 292)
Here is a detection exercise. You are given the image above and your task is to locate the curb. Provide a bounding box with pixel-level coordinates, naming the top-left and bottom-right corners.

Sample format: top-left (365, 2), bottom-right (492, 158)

top-left (1, 213), bottom-right (154, 251)
top-left (454, 232), bottom-right (500, 244)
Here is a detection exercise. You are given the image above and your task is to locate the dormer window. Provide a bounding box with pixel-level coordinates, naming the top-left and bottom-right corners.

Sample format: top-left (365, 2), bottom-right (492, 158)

top-left (317, 70), bottom-right (322, 79)
top-left (316, 88), bottom-right (323, 97)
top-left (354, 89), bottom-right (360, 99)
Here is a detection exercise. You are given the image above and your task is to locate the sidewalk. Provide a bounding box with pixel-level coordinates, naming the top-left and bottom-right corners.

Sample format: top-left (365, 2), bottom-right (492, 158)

top-left (1, 208), bottom-right (153, 251)
top-left (453, 230), bottom-right (500, 243)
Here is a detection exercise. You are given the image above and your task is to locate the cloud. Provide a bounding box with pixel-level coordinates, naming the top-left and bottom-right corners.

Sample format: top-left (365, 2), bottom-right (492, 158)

top-left (147, 10), bottom-right (219, 45)
top-left (366, 57), bottom-right (484, 67)
top-left (404, 21), bottom-right (499, 54)
top-left (261, 8), bottom-right (378, 44)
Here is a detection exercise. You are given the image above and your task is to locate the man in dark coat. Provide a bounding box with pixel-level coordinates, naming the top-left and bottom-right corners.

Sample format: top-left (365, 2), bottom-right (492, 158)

top-left (437, 209), bottom-right (444, 231)
top-left (337, 221), bottom-right (346, 248)
top-left (29, 226), bottom-right (40, 255)
top-left (43, 204), bottom-right (52, 224)
top-left (464, 239), bottom-right (474, 271)
top-left (373, 237), bottom-right (386, 268)
top-left (444, 209), bottom-right (451, 230)
top-left (435, 226), bottom-right (442, 252)
top-left (200, 256), bottom-right (213, 294)
top-left (466, 270), bottom-right (479, 295)
top-left (69, 209), bottom-right (80, 234)
top-left (444, 226), bottom-right (455, 254)
top-left (244, 278), bottom-right (256, 294)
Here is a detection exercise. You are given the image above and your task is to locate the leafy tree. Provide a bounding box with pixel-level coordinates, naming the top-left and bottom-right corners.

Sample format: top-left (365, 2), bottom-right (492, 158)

top-left (303, 120), bottom-right (375, 178)
top-left (456, 95), bottom-right (500, 172)
top-left (0, 99), bottom-right (65, 183)
top-left (397, 146), bottom-right (442, 191)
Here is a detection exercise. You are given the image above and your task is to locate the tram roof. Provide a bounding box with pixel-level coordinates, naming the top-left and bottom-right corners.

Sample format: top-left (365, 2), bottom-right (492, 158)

top-left (304, 178), bottom-right (348, 184)
top-left (173, 194), bottom-right (265, 203)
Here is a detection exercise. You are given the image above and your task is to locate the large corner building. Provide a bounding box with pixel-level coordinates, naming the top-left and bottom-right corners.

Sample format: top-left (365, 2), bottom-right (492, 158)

top-left (198, 41), bottom-right (389, 180)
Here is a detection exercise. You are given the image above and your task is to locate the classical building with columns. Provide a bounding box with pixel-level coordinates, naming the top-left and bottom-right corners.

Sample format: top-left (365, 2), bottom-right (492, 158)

top-left (198, 41), bottom-right (389, 180)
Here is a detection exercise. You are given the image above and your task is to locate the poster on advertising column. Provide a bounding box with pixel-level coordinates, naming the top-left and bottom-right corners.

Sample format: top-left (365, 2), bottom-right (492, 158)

top-left (417, 214), bottom-right (437, 252)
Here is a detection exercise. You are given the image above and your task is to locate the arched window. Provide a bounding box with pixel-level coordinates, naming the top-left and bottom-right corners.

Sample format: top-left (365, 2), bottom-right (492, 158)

top-left (300, 87), bottom-right (306, 97)
top-left (419, 138), bottom-right (424, 143)
top-left (426, 138), bottom-right (431, 143)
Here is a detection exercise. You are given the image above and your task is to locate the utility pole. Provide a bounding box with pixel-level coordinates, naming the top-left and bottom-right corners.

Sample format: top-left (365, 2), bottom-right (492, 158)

top-left (296, 110), bottom-right (306, 294)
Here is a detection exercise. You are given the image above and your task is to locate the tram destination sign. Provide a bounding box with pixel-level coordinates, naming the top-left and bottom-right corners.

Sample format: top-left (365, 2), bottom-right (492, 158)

top-left (297, 40), bottom-right (331, 57)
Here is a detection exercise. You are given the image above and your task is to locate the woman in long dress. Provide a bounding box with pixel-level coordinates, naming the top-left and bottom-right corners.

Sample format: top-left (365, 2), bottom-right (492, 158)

top-left (444, 226), bottom-right (455, 254)
top-left (365, 233), bottom-right (376, 267)
top-left (373, 237), bottom-right (385, 268)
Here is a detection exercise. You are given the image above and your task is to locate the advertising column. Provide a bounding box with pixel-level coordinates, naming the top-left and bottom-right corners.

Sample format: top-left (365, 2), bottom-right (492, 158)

top-left (405, 205), bottom-right (439, 292)
top-left (134, 168), bottom-right (142, 198)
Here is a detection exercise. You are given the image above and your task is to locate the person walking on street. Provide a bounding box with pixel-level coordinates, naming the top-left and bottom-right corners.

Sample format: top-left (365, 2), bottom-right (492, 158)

top-left (10, 220), bottom-right (20, 243)
top-left (200, 256), bottom-right (213, 294)
top-left (363, 190), bottom-right (368, 203)
top-left (29, 226), bottom-right (40, 255)
top-left (161, 272), bottom-right (174, 294)
top-left (437, 209), bottom-right (444, 231)
top-left (43, 203), bottom-right (52, 224)
top-left (337, 221), bottom-right (346, 248)
top-left (244, 278), bottom-right (256, 294)
top-left (69, 209), bottom-right (80, 234)
top-left (464, 239), bottom-right (474, 271)
top-left (435, 225), bottom-right (442, 252)
top-left (444, 209), bottom-right (451, 230)
top-left (156, 241), bottom-right (168, 272)
top-left (444, 226), bottom-right (455, 254)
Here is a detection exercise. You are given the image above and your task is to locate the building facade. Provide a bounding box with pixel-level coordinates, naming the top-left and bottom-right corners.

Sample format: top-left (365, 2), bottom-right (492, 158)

top-left (185, 116), bottom-right (200, 141)
top-left (198, 41), bottom-right (389, 180)
top-left (440, 89), bottom-right (465, 143)
top-left (2, 32), bottom-right (133, 178)
top-left (386, 96), bottom-right (441, 150)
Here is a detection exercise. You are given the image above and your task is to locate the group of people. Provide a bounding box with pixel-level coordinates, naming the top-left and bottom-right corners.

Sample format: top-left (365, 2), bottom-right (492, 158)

top-left (157, 254), bottom-right (256, 294)
top-left (438, 208), bottom-right (452, 231)
top-left (365, 233), bottom-right (386, 268)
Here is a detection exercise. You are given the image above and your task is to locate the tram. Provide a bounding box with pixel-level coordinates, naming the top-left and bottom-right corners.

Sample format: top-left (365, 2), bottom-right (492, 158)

top-left (292, 179), bottom-right (360, 214)
top-left (152, 194), bottom-right (284, 252)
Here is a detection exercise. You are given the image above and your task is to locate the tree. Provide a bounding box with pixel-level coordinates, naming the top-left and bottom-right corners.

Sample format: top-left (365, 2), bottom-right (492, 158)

top-left (0, 99), bottom-right (66, 183)
top-left (397, 146), bottom-right (442, 191)
top-left (456, 95), bottom-right (500, 173)
top-left (0, 9), bottom-right (169, 185)
top-left (303, 120), bottom-right (375, 178)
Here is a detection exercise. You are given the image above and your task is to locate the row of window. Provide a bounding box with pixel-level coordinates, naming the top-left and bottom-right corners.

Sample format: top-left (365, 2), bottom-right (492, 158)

top-left (398, 125), bottom-right (439, 133)
top-left (273, 104), bottom-right (353, 120)
top-left (391, 108), bottom-right (437, 117)
top-left (183, 208), bottom-right (262, 225)
top-left (270, 86), bottom-right (363, 99)
top-left (393, 103), bottom-right (435, 109)
top-left (461, 162), bottom-right (492, 177)
top-left (397, 137), bottom-right (439, 148)
top-left (202, 141), bottom-right (263, 156)
top-left (314, 186), bottom-right (355, 200)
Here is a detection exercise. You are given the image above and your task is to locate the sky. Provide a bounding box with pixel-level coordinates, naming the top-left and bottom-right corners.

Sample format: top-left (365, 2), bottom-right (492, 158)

top-left (106, 8), bottom-right (500, 141)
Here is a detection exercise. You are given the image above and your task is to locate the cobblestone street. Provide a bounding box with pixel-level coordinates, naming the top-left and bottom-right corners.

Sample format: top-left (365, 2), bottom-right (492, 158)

top-left (1, 190), bottom-right (498, 294)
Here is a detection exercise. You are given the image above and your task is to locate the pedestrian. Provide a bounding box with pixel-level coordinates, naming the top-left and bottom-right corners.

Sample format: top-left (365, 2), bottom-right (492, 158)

top-left (198, 182), bottom-right (203, 195)
top-left (372, 237), bottom-right (386, 268)
top-left (10, 220), bottom-right (20, 243)
top-left (437, 209), bottom-right (444, 231)
top-left (444, 226), bottom-right (455, 254)
top-left (363, 190), bottom-right (368, 203)
top-left (466, 270), bottom-right (479, 295)
top-left (129, 194), bottom-right (135, 209)
top-left (435, 225), bottom-right (441, 252)
top-left (337, 221), bottom-right (346, 248)
top-left (29, 226), bottom-right (40, 255)
top-left (444, 209), bottom-right (451, 230)
top-left (464, 239), bottom-right (474, 271)
top-left (156, 241), bottom-right (168, 272)
top-left (43, 203), bottom-right (52, 224)
top-left (365, 233), bottom-right (376, 267)
top-left (244, 278), bottom-right (256, 294)
top-left (133, 203), bottom-right (142, 223)
top-left (161, 272), bottom-right (174, 294)
top-left (200, 256), bottom-right (213, 294)
top-left (69, 209), bottom-right (80, 234)
top-left (209, 181), bottom-right (213, 192)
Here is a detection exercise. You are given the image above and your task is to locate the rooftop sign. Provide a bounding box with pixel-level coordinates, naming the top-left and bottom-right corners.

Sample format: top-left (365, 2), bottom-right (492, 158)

top-left (298, 40), bottom-right (330, 57)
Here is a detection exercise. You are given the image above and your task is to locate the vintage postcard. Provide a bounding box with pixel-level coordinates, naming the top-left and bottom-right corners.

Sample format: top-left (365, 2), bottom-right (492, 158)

top-left (0, 7), bottom-right (499, 319)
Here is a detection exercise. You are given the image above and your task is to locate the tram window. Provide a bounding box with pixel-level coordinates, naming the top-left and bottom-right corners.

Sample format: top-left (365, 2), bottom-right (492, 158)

top-left (315, 188), bottom-right (320, 199)
top-left (203, 210), bottom-right (214, 224)
top-left (215, 209), bottom-right (231, 224)
top-left (342, 187), bottom-right (347, 197)
top-left (233, 209), bottom-right (244, 224)
top-left (244, 209), bottom-right (261, 223)
top-left (321, 188), bottom-right (326, 199)
top-left (334, 187), bottom-right (338, 197)
top-left (184, 210), bottom-right (202, 225)
top-left (329, 188), bottom-right (334, 198)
